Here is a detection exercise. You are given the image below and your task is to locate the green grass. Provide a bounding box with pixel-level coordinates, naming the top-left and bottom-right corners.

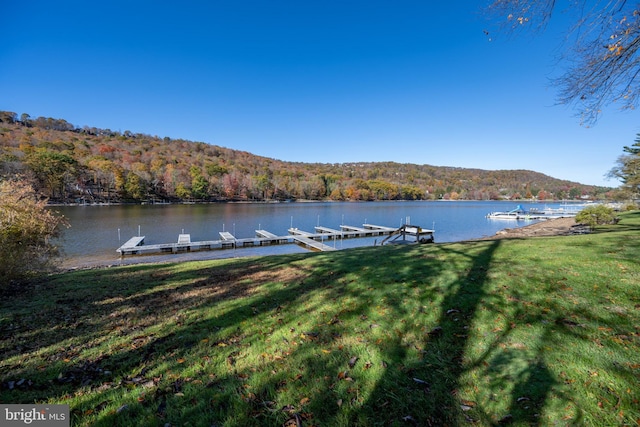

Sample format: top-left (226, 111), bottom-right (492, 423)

top-left (1, 211), bottom-right (639, 426)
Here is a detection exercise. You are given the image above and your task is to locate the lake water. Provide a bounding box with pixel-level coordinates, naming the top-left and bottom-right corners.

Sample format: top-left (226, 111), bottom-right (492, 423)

top-left (52, 200), bottom-right (563, 268)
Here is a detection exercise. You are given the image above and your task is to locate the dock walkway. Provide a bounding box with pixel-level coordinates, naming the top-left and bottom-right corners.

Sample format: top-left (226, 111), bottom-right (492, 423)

top-left (255, 230), bottom-right (289, 244)
top-left (314, 226), bottom-right (342, 234)
top-left (290, 235), bottom-right (336, 252)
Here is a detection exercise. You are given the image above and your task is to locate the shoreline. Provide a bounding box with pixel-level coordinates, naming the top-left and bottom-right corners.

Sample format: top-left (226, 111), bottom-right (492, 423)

top-left (57, 217), bottom-right (585, 272)
top-left (474, 216), bottom-right (584, 240)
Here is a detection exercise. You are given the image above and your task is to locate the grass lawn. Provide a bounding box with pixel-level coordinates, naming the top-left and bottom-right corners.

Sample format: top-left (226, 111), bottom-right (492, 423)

top-left (1, 211), bottom-right (639, 426)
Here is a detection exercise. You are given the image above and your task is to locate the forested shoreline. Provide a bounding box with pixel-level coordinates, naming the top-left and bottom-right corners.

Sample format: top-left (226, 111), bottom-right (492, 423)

top-left (0, 111), bottom-right (612, 204)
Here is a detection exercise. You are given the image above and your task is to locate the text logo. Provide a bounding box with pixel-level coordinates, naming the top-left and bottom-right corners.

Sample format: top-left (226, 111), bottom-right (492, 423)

top-left (1, 405), bottom-right (69, 426)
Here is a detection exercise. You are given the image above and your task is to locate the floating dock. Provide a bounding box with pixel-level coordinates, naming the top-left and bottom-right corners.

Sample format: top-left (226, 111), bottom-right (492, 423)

top-left (117, 223), bottom-right (407, 257)
top-left (486, 204), bottom-right (583, 220)
top-left (380, 225), bottom-right (435, 245)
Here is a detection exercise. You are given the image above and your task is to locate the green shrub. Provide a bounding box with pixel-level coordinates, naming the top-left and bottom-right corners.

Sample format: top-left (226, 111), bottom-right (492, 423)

top-left (623, 202), bottom-right (639, 211)
top-left (575, 204), bottom-right (617, 228)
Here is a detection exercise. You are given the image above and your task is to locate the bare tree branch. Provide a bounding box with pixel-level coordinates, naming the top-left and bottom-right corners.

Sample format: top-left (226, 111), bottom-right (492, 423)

top-left (486, 0), bottom-right (639, 124)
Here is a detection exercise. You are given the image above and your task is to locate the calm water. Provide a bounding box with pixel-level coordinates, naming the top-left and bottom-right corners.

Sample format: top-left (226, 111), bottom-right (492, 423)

top-left (52, 200), bottom-right (560, 268)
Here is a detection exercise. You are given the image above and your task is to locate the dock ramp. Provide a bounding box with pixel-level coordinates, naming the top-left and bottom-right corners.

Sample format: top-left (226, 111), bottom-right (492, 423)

top-left (290, 235), bottom-right (336, 252)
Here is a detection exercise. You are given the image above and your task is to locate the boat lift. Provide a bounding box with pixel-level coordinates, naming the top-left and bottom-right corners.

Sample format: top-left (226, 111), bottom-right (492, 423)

top-left (380, 224), bottom-right (435, 245)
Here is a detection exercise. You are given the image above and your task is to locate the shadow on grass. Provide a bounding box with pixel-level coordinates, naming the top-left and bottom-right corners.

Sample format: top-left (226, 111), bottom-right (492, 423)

top-left (5, 223), bottom-right (635, 425)
top-left (0, 241), bottom-right (552, 425)
top-left (79, 241), bottom-right (524, 426)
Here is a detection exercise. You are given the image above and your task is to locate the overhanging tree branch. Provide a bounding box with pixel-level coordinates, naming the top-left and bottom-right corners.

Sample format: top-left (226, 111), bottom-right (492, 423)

top-left (487, 0), bottom-right (639, 124)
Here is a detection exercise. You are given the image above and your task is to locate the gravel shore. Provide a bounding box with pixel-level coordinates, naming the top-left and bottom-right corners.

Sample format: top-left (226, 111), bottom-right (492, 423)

top-left (478, 217), bottom-right (586, 240)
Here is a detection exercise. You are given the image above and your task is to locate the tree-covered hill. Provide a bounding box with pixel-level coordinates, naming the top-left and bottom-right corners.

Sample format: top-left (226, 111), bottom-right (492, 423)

top-left (0, 111), bottom-right (611, 203)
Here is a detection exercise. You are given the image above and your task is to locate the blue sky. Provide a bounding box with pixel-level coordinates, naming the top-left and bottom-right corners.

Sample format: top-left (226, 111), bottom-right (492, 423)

top-left (2, 1), bottom-right (638, 187)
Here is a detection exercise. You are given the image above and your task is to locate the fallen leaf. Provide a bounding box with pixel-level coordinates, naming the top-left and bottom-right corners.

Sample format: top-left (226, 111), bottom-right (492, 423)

top-left (283, 414), bottom-right (302, 427)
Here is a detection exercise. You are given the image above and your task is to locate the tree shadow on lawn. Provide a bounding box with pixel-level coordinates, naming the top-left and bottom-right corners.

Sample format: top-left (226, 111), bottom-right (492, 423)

top-left (346, 240), bottom-right (542, 426)
top-left (82, 241), bottom-right (542, 426)
top-left (3, 237), bottom-right (621, 426)
top-left (0, 255), bottom-right (302, 358)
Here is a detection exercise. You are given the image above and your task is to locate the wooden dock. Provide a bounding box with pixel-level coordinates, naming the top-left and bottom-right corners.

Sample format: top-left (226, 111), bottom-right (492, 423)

top-left (117, 223), bottom-right (399, 257)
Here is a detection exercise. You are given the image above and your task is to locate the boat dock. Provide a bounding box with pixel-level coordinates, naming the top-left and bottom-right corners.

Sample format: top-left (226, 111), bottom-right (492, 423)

top-left (255, 229), bottom-right (289, 244)
top-left (486, 205), bottom-right (583, 220)
top-left (119, 236), bottom-right (146, 252)
top-left (117, 223), bottom-right (402, 257)
top-left (380, 224), bottom-right (435, 245)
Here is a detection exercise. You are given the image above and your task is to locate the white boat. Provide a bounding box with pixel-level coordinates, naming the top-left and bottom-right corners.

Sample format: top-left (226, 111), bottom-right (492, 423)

top-left (486, 205), bottom-right (525, 220)
top-left (486, 211), bottom-right (521, 219)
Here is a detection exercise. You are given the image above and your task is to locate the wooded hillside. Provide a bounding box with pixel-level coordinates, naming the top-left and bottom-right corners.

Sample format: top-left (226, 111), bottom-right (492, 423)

top-left (0, 111), bottom-right (610, 203)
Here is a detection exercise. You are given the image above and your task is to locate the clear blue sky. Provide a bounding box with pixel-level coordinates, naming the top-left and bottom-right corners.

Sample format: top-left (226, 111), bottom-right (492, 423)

top-left (2, 1), bottom-right (638, 187)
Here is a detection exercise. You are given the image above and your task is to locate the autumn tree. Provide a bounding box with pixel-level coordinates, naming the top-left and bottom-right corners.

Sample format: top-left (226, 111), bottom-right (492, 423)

top-left (0, 177), bottom-right (67, 283)
top-left (175, 182), bottom-right (192, 200)
top-left (124, 172), bottom-right (146, 200)
top-left (24, 147), bottom-right (78, 199)
top-left (190, 166), bottom-right (209, 200)
top-left (487, 0), bottom-right (640, 123)
top-left (0, 111), bottom-right (17, 124)
top-left (87, 157), bottom-right (119, 201)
